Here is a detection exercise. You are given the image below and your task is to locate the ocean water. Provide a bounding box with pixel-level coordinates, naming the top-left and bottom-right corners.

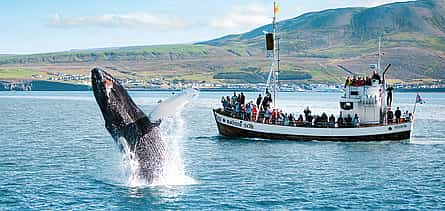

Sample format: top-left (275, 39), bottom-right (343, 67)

top-left (0, 91), bottom-right (444, 210)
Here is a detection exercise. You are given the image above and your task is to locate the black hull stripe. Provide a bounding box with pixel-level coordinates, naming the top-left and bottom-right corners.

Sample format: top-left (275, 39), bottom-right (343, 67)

top-left (215, 119), bottom-right (411, 142)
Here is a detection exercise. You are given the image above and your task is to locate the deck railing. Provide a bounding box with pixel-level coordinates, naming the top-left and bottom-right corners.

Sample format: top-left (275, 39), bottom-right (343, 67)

top-left (215, 108), bottom-right (411, 129)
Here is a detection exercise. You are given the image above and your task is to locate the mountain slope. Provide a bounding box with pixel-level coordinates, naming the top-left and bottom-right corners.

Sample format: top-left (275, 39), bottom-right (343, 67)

top-left (1, 0), bottom-right (445, 82)
top-left (203, 0), bottom-right (445, 48)
top-left (200, 0), bottom-right (445, 79)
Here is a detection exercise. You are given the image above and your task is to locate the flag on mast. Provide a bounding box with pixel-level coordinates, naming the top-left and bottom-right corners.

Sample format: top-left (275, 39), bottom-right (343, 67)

top-left (415, 93), bottom-right (425, 104)
top-left (274, 2), bottom-right (280, 14)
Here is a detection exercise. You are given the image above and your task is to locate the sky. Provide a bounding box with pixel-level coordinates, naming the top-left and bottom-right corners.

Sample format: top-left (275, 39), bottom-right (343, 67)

top-left (0, 0), bottom-right (411, 54)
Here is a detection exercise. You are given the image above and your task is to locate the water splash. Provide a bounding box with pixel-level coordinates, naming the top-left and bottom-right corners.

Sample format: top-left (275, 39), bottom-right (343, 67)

top-left (153, 113), bottom-right (197, 186)
top-left (118, 138), bottom-right (146, 187)
top-left (118, 89), bottom-right (199, 187)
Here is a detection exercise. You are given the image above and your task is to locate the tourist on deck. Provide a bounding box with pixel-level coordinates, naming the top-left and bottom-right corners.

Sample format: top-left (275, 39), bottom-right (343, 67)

top-left (297, 114), bottom-right (304, 122)
top-left (345, 76), bottom-right (352, 87)
top-left (264, 109), bottom-right (271, 124)
top-left (304, 106), bottom-right (312, 121)
top-left (288, 113), bottom-right (295, 126)
top-left (307, 115), bottom-right (314, 127)
top-left (365, 76), bottom-right (372, 86)
top-left (221, 97), bottom-right (229, 110)
top-left (296, 114), bottom-right (304, 126)
top-left (313, 115), bottom-right (320, 127)
top-left (262, 95), bottom-right (270, 110)
top-left (387, 108), bottom-right (394, 124)
top-left (345, 114), bottom-right (353, 127)
top-left (283, 113), bottom-right (289, 126)
top-left (231, 92), bottom-right (238, 106)
top-left (245, 103), bottom-right (252, 121)
top-left (276, 110), bottom-right (282, 125)
top-left (352, 76), bottom-right (357, 86)
top-left (267, 93), bottom-right (273, 104)
top-left (261, 97), bottom-right (267, 110)
top-left (395, 107), bottom-right (402, 123)
top-left (240, 92), bottom-right (246, 105)
top-left (372, 70), bottom-right (381, 83)
top-left (357, 77), bottom-right (364, 86)
top-left (271, 109), bottom-right (277, 125)
top-left (329, 114), bottom-right (336, 128)
top-left (265, 89), bottom-right (273, 104)
top-left (337, 112), bottom-right (344, 128)
top-left (235, 102), bottom-right (241, 114)
top-left (321, 112), bottom-right (328, 122)
top-left (279, 111), bottom-right (286, 125)
top-left (403, 110), bottom-right (409, 121)
top-left (352, 114), bottom-right (360, 127)
top-left (256, 94), bottom-right (262, 109)
top-left (252, 104), bottom-right (258, 121)
top-left (386, 85), bottom-right (394, 107)
top-left (240, 103), bottom-right (246, 120)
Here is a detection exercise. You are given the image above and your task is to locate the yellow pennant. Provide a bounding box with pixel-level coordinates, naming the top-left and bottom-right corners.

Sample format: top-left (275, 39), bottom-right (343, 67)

top-left (274, 3), bottom-right (280, 14)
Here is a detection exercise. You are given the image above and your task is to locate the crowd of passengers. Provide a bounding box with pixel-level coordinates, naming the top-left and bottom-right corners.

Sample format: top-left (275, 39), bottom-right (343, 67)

top-left (220, 90), bottom-right (411, 128)
top-left (344, 71), bottom-right (382, 87)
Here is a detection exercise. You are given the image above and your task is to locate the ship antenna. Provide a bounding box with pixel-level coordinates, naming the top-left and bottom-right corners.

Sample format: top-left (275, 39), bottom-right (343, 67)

top-left (258, 0), bottom-right (280, 119)
top-left (378, 36), bottom-right (382, 74)
top-left (273, 0), bottom-right (280, 108)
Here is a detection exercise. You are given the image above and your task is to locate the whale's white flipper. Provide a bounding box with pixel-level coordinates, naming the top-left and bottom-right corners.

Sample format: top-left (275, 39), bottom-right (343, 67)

top-left (149, 88), bottom-right (199, 121)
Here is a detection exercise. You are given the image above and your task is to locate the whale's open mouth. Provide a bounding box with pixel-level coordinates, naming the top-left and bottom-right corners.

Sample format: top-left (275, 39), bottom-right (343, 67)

top-left (92, 68), bottom-right (114, 98)
top-left (104, 79), bottom-right (113, 98)
top-left (91, 67), bottom-right (148, 130)
top-left (91, 68), bottom-right (125, 109)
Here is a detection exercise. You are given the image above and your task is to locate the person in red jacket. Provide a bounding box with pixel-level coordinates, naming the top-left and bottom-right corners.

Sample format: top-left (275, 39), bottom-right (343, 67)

top-left (252, 104), bottom-right (258, 121)
top-left (271, 109), bottom-right (277, 124)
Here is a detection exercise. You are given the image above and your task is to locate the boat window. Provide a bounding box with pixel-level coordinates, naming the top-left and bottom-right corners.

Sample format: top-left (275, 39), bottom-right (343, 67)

top-left (340, 102), bottom-right (354, 110)
top-left (350, 91), bottom-right (359, 96)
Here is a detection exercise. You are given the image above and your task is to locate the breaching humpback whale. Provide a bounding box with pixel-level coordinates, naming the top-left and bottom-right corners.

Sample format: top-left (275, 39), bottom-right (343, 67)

top-left (91, 68), bottom-right (166, 183)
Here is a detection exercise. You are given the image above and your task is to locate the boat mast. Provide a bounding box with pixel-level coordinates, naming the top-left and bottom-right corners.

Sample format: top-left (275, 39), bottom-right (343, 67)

top-left (378, 36), bottom-right (382, 74)
top-left (378, 36), bottom-right (388, 123)
top-left (273, 0), bottom-right (279, 108)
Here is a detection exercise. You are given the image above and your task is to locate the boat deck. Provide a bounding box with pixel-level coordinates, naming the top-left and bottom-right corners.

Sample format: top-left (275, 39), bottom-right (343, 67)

top-left (213, 109), bottom-right (412, 141)
top-left (214, 108), bottom-right (411, 129)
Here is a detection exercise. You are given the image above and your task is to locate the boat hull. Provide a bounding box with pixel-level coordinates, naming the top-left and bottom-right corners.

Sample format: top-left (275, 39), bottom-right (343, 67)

top-left (213, 109), bottom-right (411, 142)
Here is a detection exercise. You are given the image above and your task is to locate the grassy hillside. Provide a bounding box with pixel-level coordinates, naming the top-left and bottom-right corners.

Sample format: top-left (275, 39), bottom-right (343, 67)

top-left (1, 0), bottom-right (444, 83)
top-left (0, 44), bottom-right (227, 65)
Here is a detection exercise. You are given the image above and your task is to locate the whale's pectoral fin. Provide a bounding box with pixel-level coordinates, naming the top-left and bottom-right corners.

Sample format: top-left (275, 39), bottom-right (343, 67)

top-left (107, 116), bottom-right (160, 150)
top-left (149, 88), bottom-right (199, 121)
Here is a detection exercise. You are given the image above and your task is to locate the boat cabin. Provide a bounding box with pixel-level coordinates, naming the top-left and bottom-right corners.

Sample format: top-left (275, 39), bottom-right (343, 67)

top-left (340, 72), bottom-right (383, 125)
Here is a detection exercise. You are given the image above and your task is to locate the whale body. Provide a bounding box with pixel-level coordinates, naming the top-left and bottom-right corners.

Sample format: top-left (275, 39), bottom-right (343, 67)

top-left (91, 68), bottom-right (166, 183)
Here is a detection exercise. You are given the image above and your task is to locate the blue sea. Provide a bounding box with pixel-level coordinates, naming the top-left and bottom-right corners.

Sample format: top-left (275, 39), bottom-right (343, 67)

top-left (0, 91), bottom-right (444, 210)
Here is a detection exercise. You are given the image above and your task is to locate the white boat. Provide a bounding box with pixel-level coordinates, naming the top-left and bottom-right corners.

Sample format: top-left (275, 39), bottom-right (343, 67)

top-left (213, 110), bottom-right (411, 141)
top-left (213, 2), bottom-right (415, 142)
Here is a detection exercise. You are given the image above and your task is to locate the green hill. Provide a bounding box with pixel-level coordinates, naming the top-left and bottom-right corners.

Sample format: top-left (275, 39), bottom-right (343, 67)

top-left (203, 0), bottom-right (445, 49)
top-left (1, 0), bottom-right (444, 83)
top-left (200, 0), bottom-right (445, 80)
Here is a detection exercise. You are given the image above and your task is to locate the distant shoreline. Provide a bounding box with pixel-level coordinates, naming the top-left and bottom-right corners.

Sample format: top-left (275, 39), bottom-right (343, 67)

top-left (1, 87), bottom-right (445, 93)
top-left (1, 80), bottom-right (444, 92)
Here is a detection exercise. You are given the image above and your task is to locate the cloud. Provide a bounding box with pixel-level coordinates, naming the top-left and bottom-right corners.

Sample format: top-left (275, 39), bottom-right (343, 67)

top-left (209, 4), bottom-right (271, 32)
top-left (49, 13), bottom-right (186, 30)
